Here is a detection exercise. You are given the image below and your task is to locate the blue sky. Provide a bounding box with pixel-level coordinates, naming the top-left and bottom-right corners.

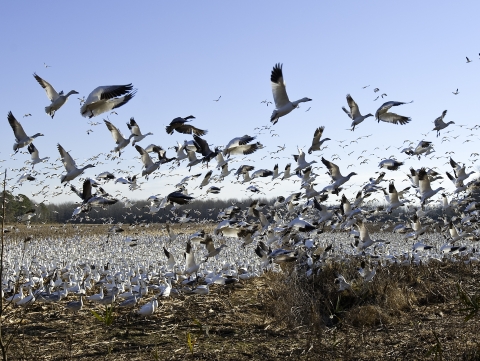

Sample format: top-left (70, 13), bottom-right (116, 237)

top-left (1, 2), bottom-right (479, 206)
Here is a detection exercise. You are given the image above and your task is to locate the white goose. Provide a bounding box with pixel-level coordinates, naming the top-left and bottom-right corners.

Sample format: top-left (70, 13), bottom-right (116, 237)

top-left (127, 117), bottom-right (153, 146)
top-left (294, 148), bottom-right (317, 171)
top-left (104, 120), bottom-right (132, 156)
top-left (27, 143), bottom-right (49, 168)
top-left (135, 145), bottom-right (160, 179)
top-left (33, 73), bottom-right (78, 118)
top-left (449, 157), bottom-right (475, 183)
top-left (80, 84), bottom-right (136, 118)
top-left (432, 110), bottom-right (454, 137)
top-left (386, 182), bottom-right (409, 214)
top-left (270, 63), bottom-right (311, 124)
top-left (342, 94), bottom-right (373, 131)
top-left (321, 157), bottom-right (357, 190)
top-left (418, 167), bottom-right (444, 204)
top-left (8, 112), bottom-right (44, 153)
top-left (57, 144), bottom-right (95, 183)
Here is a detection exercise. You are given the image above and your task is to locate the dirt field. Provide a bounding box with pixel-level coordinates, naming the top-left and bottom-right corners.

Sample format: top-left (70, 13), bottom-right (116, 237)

top-left (1, 260), bottom-right (479, 361)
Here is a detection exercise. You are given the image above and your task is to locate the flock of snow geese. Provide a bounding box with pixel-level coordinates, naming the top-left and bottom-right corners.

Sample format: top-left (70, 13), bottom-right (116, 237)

top-left (3, 62), bottom-right (480, 317)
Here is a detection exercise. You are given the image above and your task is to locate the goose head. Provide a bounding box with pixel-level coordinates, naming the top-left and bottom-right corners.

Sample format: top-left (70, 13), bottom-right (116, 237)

top-left (366, 113), bottom-right (373, 118)
top-left (32, 133), bottom-right (44, 138)
top-left (66, 90), bottom-right (79, 97)
top-left (82, 164), bottom-right (95, 170)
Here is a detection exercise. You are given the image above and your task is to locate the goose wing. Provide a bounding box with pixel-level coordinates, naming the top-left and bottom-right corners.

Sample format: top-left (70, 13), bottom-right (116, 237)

top-left (82, 179), bottom-right (93, 201)
top-left (193, 135), bottom-right (212, 156)
top-left (342, 106), bottom-right (352, 119)
top-left (57, 144), bottom-right (77, 173)
top-left (418, 168), bottom-right (433, 195)
top-left (127, 117), bottom-right (141, 136)
top-left (270, 63), bottom-right (290, 108)
top-left (378, 112), bottom-right (411, 125)
top-left (311, 126), bottom-right (325, 146)
top-left (346, 94), bottom-right (360, 119)
top-left (375, 100), bottom-right (413, 119)
top-left (33, 73), bottom-right (59, 101)
top-left (174, 124), bottom-right (207, 136)
top-left (7, 112), bottom-right (27, 142)
top-left (86, 84), bottom-right (133, 103)
top-left (321, 157), bottom-right (342, 181)
top-left (104, 120), bottom-right (126, 144)
top-left (27, 143), bottom-right (39, 160)
top-left (389, 183), bottom-right (400, 204)
top-left (135, 145), bottom-right (153, 168)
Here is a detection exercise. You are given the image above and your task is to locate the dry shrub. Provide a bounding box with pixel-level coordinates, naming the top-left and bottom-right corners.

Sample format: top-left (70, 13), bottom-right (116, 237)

top-left (348, 305), bottom-right (391, 327)
top-left (261, 259), bottom-right (476, 333)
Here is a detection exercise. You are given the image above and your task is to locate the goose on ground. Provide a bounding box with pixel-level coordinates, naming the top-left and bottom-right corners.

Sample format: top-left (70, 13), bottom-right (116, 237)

top-left (165, 116), bottom-right (207, 136)
top-left (375, 100), bottom-right (413, 125)
top-left (33, 73), bottom-right (78, 118)
top-left (104, 120), bottom-right (132, 156)
top-left (57, 144), bottom-right (95, 183)
top-left (27, 143), bottom-right (49, 168)
top-left (80, 84), bottom-right (136, 118)
top-left (342, 94), bottom-right (373, 131)
top-left (321, 157), bottom-right (357, 190)
top-left (8, 112), bottom-right (44, 153)
top-left (418, 167), bottom-right (444, 204)
top-left (432, 110), bottom-right (454, 137)
top-left (270, 63), bottom-right (312, 124)
top-left (307, 126), bottom-right (331, 154)
top-left (127, 117), bottom-right (153, 146)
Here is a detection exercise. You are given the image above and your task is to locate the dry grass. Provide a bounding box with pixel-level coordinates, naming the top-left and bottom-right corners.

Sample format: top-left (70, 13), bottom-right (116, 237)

top-left (0, 260), bottom-right (479, 360)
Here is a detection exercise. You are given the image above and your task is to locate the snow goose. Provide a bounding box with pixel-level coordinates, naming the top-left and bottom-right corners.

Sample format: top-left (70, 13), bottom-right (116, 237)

top-left (342, 94), bottom-right (373, 131)
top-left (220, 163), bottom-right (236, 179)
top-left (198, 170), bottom-right (213, 189)
top-left (104, 120), bottom-right (132, 156)
top-left (378, 159), bottom-right (403, 170)
top-left (270, 63), bottom-right (312, 124)
top-left (137, 296), bottom-right (158, 317)
top-left (203, 236), bottom-right (228, 260)
top-left (80, 84), bottom-right (136, 118)
top-left (375, 100), bottom-right (413, 125)
top-left (135, 145), bottom-right (160, 179)
top-left (71, 178), bottom-right (118, 210)
top-left (281, 163), bottom-right (293, 180)
top-left (65, 296), bottom-right (83, 313)
top-left (173, 141), bottom-right (188, 161)
top-left (418, 168), bottom-right (444, 204)
top-left (166, 191), bottom-right (194, 205)
top-left (27, 143), bottom-right (49, 168)
top-left (449, 157), bottom-right (475, 183)
top-left (354, 220), bottom-right (384, 250)
top-left (33, 73), bottom-right (78, 118)
top-left (321, 157), bottom-right (356, 189)
top-left (7, 112), bottom-right (44, 153)
top-left (449, 221), bottom-right (471, 243)
top-left (165, 116), bottom-right (207, 136)
top-left (127, 117), bottom-right (153, 146)
top-left (432, 110), bottom-right (454, 137)
top-left (186, 150), bottom-right (202, 171)
top-left (185, 241), bottom-right (204, 275)
top-left (294, 148), bottom-right (317, 171)
top-left (223, 135), bottom-right (261, 157)
top-left (307, 126), bottom-right (331, 154)
top-left (445, 172), bottom-right (467, 194)
top-left (386, 182), bottom-right (409, 213)
top-left (401, 140), bottom-right (434, 159)
top-left (57, 144), bottom-right (95, 183)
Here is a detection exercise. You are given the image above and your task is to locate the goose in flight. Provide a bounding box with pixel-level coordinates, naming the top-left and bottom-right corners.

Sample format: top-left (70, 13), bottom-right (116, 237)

top-left (378, 159), bottom-right (403, 170)
top-left (270, 63), bottom-right (312, 124)
top-left (401, 140), bottom-right (434, 159)
top-left (386, 182), bottom-right (409, 214)
top-left (165, 116), bottom-right (207, 136)
top-left (307, 126), bottom-right (331, 154)
top-left (321, 157), bottom-right (357, 190)
top-left (27, 143), bottom-right (49, 168)
top-left (80, 84), bottom-right (136, 118)
top-left (193, 135), bottom-right (220, 165)
top-left (104, 120), bottom-right (132, 156)
top-left (449, 157), bottom-right (475, 183)
top-left (223, 135), bottom-right (260, 157)
top-left (127, 117), bottom-right (153, 146)
top-left (466, 56), bottom-right (472, 63)
top-left (375, 100), bottom-right (413, 125)
top-left (432, 110), bottom-right (454, 137)
top-left (7, 112), bottom-right (44, 153)
top-left (342, 94), bottom-right (373, 131)
top-left (167, 191), bottom-right (194, 205)
top-left (418, 167), bottom-right (444, 204)
top-left (71, 178), bottom-right (118, 212)
top-left (33, 73), bottom-right (78, 118)
top-left (294, 148), bottom-right (317, 171)
top-left (135, 145), bottom-right (161, 179)
top-left (57, 144), bottom-right (95, 183)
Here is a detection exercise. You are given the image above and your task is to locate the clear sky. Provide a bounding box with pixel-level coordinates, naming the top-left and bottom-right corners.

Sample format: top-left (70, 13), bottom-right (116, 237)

top-left (1, 1), bottom-right (479, 207)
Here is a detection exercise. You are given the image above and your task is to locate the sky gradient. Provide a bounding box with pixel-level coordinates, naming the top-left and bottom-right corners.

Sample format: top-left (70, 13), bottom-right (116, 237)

top-left (1, 2), bottom-right (479, 207)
